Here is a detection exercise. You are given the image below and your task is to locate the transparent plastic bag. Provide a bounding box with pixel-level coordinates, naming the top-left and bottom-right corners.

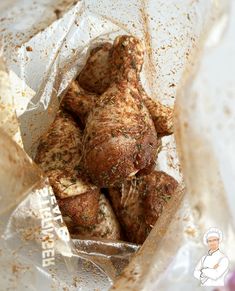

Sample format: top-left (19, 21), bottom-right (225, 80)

top-left (0, 0), bottom-right (234, 290)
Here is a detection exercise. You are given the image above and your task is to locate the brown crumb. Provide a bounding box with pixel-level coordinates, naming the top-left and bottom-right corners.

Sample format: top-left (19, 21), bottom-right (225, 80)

top-left (54, 9), bottom-right (61, 19)
top-left (26, 46), bottom-right (33, 52)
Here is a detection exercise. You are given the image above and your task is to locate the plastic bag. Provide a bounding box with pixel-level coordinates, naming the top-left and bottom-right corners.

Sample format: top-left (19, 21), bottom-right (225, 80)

top-left (0, 0), bottom-right (234, 290)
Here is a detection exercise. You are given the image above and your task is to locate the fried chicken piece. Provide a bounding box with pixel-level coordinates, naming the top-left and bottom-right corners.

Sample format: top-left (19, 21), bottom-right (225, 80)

top-left (82, 35), bottom-right (159, 187)
top-left (108, 171), bottom-right (178, 244)
top-left (61, 81), bottom-right (95, 126)
top-left (65, 194), bottom-right (121, 240)
top-left (78, 42), bottom-right (112, 94)
top-left (35, 109), bottom-right (100, 226)
top-left (77, 38), bottom-right (173, 136)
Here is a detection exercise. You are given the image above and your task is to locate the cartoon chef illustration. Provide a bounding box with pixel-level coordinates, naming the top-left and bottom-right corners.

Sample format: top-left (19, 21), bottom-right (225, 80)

top-left (194, 227), bottom-right (229, 286)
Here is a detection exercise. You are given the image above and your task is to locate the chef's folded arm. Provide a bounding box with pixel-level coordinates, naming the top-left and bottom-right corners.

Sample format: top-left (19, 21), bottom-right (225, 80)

top-left (193, 257), bottom-right (205, 280)
top-left (201, 257), bottom-right (229, 280)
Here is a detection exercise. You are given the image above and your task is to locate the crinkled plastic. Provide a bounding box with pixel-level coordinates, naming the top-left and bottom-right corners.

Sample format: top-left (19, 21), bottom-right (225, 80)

top-left (0, 0), bottom-right (234, 290)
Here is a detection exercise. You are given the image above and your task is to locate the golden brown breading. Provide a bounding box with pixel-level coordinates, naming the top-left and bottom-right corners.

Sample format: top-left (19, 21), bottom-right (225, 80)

top-left (108, 171), bottom-right (178, 244)
top-left (35, 109), bottom-right (82, 172)
top-left (66, 194), bottom-right (122, 240)
top-left (61, 81), bottom-right (95, 126)
top-left (76, 38), bottom-right (173, 136)
top-left (82, 36), bottom-right (159, 187)
top-left (78, 42), bottom-right (112, 94)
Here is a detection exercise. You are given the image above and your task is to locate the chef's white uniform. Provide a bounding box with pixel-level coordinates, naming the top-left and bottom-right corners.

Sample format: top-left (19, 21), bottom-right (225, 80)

top-left (194, 249), bottom-right (229, 286)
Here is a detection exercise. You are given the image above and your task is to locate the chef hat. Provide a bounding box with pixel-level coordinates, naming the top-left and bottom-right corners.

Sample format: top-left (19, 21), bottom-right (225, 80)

top-left (203, 227), bottom-right (223, 245)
